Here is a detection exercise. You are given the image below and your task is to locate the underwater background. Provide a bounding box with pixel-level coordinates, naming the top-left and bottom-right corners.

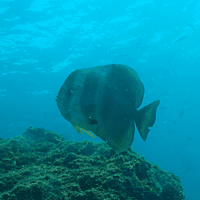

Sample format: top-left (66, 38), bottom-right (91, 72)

top-left (0, 0), bottom-right (200, 199)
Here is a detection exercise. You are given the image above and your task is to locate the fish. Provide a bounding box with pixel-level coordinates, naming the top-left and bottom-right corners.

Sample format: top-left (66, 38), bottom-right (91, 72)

top-left (179, 107), bottom-right (185, 119)
top-left (186, 23), bottom-right (195, 31)
top-left (173, 34), bottom-right (187, 44)
top-left (56, 64), bottom-right (160, 152)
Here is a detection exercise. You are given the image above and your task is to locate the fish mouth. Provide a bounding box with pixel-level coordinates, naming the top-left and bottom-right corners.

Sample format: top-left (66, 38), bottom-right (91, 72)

top-left (56, 95), bottom-right (63, 104)
top-left (56, 96), bottom-right (72, 122)
top-left (55, 95), bottom-right (60, 102)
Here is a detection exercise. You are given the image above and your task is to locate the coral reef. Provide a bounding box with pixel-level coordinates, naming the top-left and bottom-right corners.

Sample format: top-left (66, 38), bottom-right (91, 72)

top-left (0, 127), bottom-right (185, 200)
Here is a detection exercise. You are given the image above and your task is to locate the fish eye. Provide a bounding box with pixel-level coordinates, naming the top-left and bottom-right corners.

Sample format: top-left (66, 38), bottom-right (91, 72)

top-left (67, 89), bottom-right (74, 95)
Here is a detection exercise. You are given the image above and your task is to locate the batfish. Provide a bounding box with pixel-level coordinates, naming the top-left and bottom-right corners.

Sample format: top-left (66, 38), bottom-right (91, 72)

top-left (56, 64), bottom-right (160, 152)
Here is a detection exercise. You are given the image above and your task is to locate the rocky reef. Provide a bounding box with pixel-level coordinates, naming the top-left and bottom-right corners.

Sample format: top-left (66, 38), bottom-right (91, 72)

top-left (0, 127), bottom-right (185, 200)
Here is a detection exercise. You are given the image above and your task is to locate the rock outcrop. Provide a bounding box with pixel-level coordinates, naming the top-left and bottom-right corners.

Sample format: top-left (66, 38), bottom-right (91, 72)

top-left (0, 127), bottom-right (185, 200)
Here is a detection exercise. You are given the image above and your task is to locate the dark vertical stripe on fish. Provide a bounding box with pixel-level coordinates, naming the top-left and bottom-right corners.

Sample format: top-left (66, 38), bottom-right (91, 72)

top-left (80, 72), bottom-right (100, 116)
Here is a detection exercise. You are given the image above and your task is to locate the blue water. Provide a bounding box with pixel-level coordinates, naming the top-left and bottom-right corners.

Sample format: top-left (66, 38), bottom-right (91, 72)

top-left (0, 0), bottom-right (200, 199)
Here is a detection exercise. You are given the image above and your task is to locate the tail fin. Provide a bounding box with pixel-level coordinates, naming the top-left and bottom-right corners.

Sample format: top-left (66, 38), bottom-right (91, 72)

top-left (135, 100), bottom-right (160, 141)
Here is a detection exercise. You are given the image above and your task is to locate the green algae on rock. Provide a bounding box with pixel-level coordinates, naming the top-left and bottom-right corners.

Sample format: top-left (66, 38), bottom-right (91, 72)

top-left (0, 127), bottom-right (185, 200)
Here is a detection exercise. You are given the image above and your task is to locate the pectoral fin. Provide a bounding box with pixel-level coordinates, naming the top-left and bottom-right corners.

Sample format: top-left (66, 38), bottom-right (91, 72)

top-left (72, 124), bottom-right (96, 138)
